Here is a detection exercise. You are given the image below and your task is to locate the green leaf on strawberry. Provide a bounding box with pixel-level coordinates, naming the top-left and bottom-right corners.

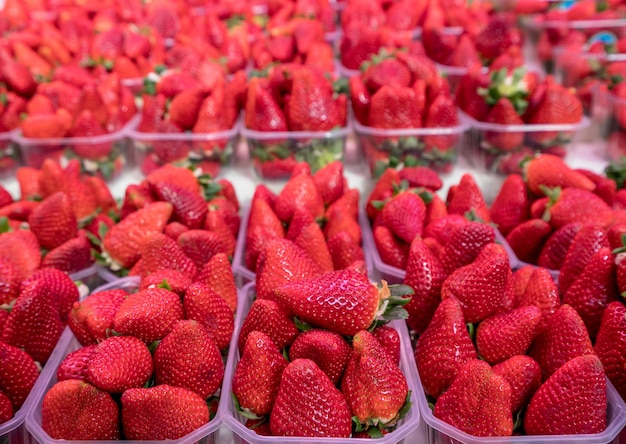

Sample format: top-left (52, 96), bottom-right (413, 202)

top-left (478, 68), bottom-right (530, 115)
top-left (0, 217), bottom-right (10, 234)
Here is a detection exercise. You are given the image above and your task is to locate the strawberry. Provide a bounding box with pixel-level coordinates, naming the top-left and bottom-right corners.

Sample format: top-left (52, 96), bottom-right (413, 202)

top-left (0, 230), bottom-right (40, 283)
top-left (146, 164), bottom-right (201, 195)
top-left (245, 78), bottom-right (288, 132)
top-left (21, 268), bottom-right (79, 322)
top-left (27, 192), bottom-right (77, 251)
top-left (528, 304), bottom-right (595, 380)
top-left (536, 222), bottom-right (582, 270)
top-left (289, 329), bottom-right (352, 385)
top-left (434, 359), bottom-right (513, 437)
top-left (422, 94), bottom-right (460, 152)
top-left (102, 201), bottom-right (173, 269)
top-left (373, 223), bottom-right (410, 270)
top-left (403, 237), bottom-right (446, 335)
top-left (562, 247), bottom-right (616, 339)
top-left (484, 97), bottom-right (525, 151)
top-left (0, 392), bottom-right (11, 423)
top-left (372, 324), bottom-right (402, 365)
top-left (367, 85), bottom-right (421, 129)
top-left (286, 209), bottom-right (333, 273)
top-left (139, 269), bottom-right (191, 296)
top-left (441, 243), bottom-right (509, 323)
top-left (349, 75), bottom-right (371, 125)
top-left (232, 330), bottom-right (288, 416)
top-left (475, 305), bottom-right (542, 365)
top-left (195, 253), bottom-right (237, 312)
top-left (164, 222), bottom-right (189, 240)
top-left (446, 174), bottom-right (491, 223)
top-left (0, 258), bottom-right (19, 305)
top-left (152, 181), bottom-right (207, 230)
top-left (414, 298), bottom-right (478, 399)
top-left (523, 154), bottom-right (595, 196)
top-left (274, 172), bottom-right (325, 224)
top-left (380, 190), bottom-right (427, 243)
top-left (595, 301), bottom-right (626, 400)
top-left (341, 330), bottom-right (408, 430)
top-left (177, 230), bottom-right (226, 272)
top-left (362, 55), bottom-right (412, 92)
top-left (558, 225), bottom-right (609, 295)
top-left (492, 355), bottom-right (542, 413)
top-left (312, 160), bottom-right (345, 206)
top-left (450, 34), bottom-right (481, 68)
top-left (544, 188), bottom-right (614, 230)
top-left (505, 218), bottom-right (553, 264)
top-left (288, 66), bottom-right (343, 131)
top-left (113, 287), bottom-right (184, 343)
top-left (2, 282), bottom-right (63, 364)
top-left (183, 283), bottom-right (233, 351)
top-left (489, 174), bottom-right (530, 236)
top-left (237, 299), bottom-right (299, 354)
top-left (0, 341), bottom-right (38, 411)
top-left (270, 359), bottom-right (352, 438)
top-left (439, 221), bottom-right (495, 275)
top-left (41, 379), bottom-right (120, 440)
top-left (515, 267), bottom-right (560, 325)
top-left (86, 335), bottom-right (153, 394)
top-left (41, 231), bottom-right (94, 273)
top-left (121, 385), bottom-right (209, 440)
top-left (524, 355), bottom-right (606, 435)
top-left (141, 232), bottom-right (198, 280)
top-left (56, 345), bottom-right (98, 382)
top-left (0, 60), bottom-right (36, 97)
top-left (68, 289), bottom-right (127, 345)
top-left (154, 320), bottom-right (224, 399)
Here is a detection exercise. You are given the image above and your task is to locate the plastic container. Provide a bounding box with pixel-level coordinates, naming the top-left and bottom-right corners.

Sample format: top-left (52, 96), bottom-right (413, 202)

top-left (129, 118), bottom-right (241, 178)
top-left (0, 326), bottom-right (72, 444)
top-left (243, 125), bottom-right (350, 180)
top-left (13, 116), bottom-right (139, 182)
top-left (462, 111), bottom-right (591, 175)
top-left (0, 130), bottom-right (20, 180)
top-left (353, 114), bottom-right (471, 179)
top-left (69, 264), bottom-right (107, 297)
top-left (93, 265), bottom-right (138, 284)
top-left (360, 208), bottom-right (406, 285)
top-left (25, 277), bottom-right (223, 444)
top-left (220, 282), bottom-right (422, 444)
top-left (232, 204), bottom-right (255, 287)
top-left (592, 87), bottom-right (626, 162)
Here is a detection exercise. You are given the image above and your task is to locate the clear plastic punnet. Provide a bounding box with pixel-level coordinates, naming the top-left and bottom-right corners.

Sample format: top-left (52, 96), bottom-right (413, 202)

top-left (0, 129), bottom-right (20, 180)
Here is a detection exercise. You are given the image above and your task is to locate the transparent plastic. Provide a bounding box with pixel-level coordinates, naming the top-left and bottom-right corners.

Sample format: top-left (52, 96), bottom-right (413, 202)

top-left (219, 282), bottom-right (423, 444)
top-left (232, 204), bottom-right (255, 287)
top-left (592, 87), bottom-right (626, 161)
top-left (0, 130), bottom-right (20, 180)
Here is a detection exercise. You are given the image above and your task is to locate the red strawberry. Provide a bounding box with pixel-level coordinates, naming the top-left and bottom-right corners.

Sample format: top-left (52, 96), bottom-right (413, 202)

top-left (524, 154), bottom-right (595, 196)
top-left (154, 320), bottom-right (224, 399)
top-left (286, 209), bottom-right (333, 273)
top-left (56, 345), bottom-right (98, 382)
top-left (183, 283), bottom-right (233, 351)
top-left (475, 305), bottom-right (542, 365)
top-left (270, 359), bottom-right (352, 438)
top-left (372, 324), bottom-right (402, 365)
top-left (434, 360), bottom-right (513, 437)
top-left (68, 289), bottom-right (127, 345)
top-left (288, 66), bottom-right (342, 132)
top-left (274, 172), bottom-right (325, 224)
top-left (41, 231), bottom-right (94, 273)
top-left (414, 298), bottom-right (478, 399)
top-left (528, 304), bottom-right (595, 380)
top-left (28, 192), bottom-right (77, 251)
top-left (485, 97), bottom-right (525, 151)
top-left (312, 160), bottom-right (345, 205)
top-left (446, 174), bottom-right (491, 223)
top-left (203, 210), bottom-right (236, 258)
top-left (86, 335), bottom-right (153, 393)
top-left (492, 355), bottom-right (542, 413)
top-left (373, 223), bottom-right (410, 270)
top-left (21, 268), bottom-right (79, 322)
top-left (362, 56), bottom-right (412, 92)
top-left (245, 78), bottom-right (289, 132)
top-left (0, 341), bottom-right (38, 410)
top-left (524, 355), bottom-right (606, 435)
top-left (544, 187), bottom-right (614, 230)
top-left (121, 385), bottom-right (209, 440)
top-left (0, 392), bottom-right (11, 423)
top-left (595, 301), bottom-right (626, 400)
top-left (41, 379), bottom-right (120, 440)
top-left (536, 222), bottom-right (583, 270)
top-left (439, 221), bottom-right (496, 275)
top-left (515, 267), bottom-right (560, 324)
top-left (139, 269), bottom-right (191, 296)
top-left (349, 75), bottom-right (371, 125)
top-left (233, 330), bottom-right (288, 416)
top-left (422, 94), bottom-right (460, 151)
top-left (505, 218), bottom-right (553, 264)
top-left (368, 85), bottom-right (421, 129)
top-left (489, 174), bottom-right (530, 236)
top-left (0, 258), bottom-right (19, 305)
top-left (558, 225), bottom-right (609, 294)
top-left (152, 181), bottom-right (207, 230)
top-left (141, 232), bottom-right (198, 280)
top-left (102, 201), bottom-right (173, 269)
top-left (289, 329), bottom-right (352, 385)
top-left (113, 287), bottom-right (184, 343)
top-left (195, 253), bottom-right (237, 312)
top-left (399, 166), bottom-right (443, 191)
top-left (450, 34), bottom-right (481, 68)
top-left (168, 88), bottom-right (205, 131)
top-left (146, 165), bottom-right (201, 195)
top-left (327, 231), bottom-right (365, 271)
top-left (0, 230), bottom-right (40, 283)
top-left (0, 60), bottom-right (37, 96)
top-left (380, 190), bottom-right (427, 243)
top-left (237, 298), bottom-right (299, 354)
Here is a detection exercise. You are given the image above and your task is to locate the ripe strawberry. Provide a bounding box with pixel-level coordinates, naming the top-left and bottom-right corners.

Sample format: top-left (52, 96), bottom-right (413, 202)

top-left (233, 330), bottom-right (288, 416)
top-left (195, 253), bottom-right (237, 312)
top-left (0, 341), bottom-right (38, 410)
top-left (441, 243), bottom-right (509, 323)
top-left (562, 247), bottom-right (616, 339)
top-left (0, 391), bottom-right (11, 423)
top-left (244, 200), bottom-right (285, 272)
top-left (446, 174), bottom-right (491, 223)
top-left (56, 345), bottom-right (98, 382)
top-left (183, 283), bottom-right (233, 351)
top-left (177, 230), bottom-right (226, 272)
top-left (289, 329), bottom-right (352, 385)
top-left (558, 225), bottom-right (609, 295)
top-left (0, 258), bottom-right (19, 305)
top-left (41, 231), bottom-right (93, 274)
top-left (475, 305), bottom-right (542, 365)
top-left (380, 190), bottom-right (427, 244)
top-left (422, 94), bottom-right (460, 151)
top-left (27, 192), bottom-right (77, 251)
top-left (139, 269), bottom-right (191, 296)
top-left (154, 320), bottom-right (224, 399)
top-left (68, 289), bottom-right (127, 345)
top-left (312, 160), bottom-right (345, 206)
top-left (274, 173), bottom-right (325, 224)
top-left (168, 88), bottom-right (205, 131)
top-left (489, 174), bottom-right (530, 236)
top-left (245, 78), bottom-right (288, 132)
top-left (403, 237), bottom-right (446, 335)
top-left (113, 287), bottom-right (184, 343)
top-left (203, 210), bottom-right (236, 258)
top-left (515, 267), bottom-right (560, 324)
top-left (362, 56), bottom-right (412, 92)
top-left (505, 218), bottom-right (553, 264)
top-left (146, 165), bottom-right (201, 195)
top-left (164, 222), bottom-right (189, 240)
top-left (41, 379), bottom-right (120, 440)
top-left (524, 154), bottom-right (595, 196)
top-left (595, 301), bottom-right (626, 400)
top-left (524, 355), bottom-right (606, 435)
top-left (341, 330), bottom-right (408, 429)
top-left (373, 223), bottom-right (409, 270)
top-left (21, 268), bottom-right (79, 322)
top-left (237, 298), bottom-right (299, 354)
top-left (121, 385), bottom-right (209, 440)
top-left (536, 222), bottom-right (583, 270)
top-left (528, 304), bottom-right (595, 380)
top-left (0, 230), bottom-right (40, 283)
top-left (152, 181), bottom-right (207, 230)
top-left (286, 209), bottom-right (333, 273)
top-left (1, 60), bottom-right (36, 96)
top-left (414, 298), bottom-right (478, 399)
top-left (367, 85), bottom-right (421, 129)
top-left (434, 359), bottom-right (513, 437)
top-left (545, 187), bottom-right (614, 230)
top-left (141, 232), bottom-right (198, 280)
top-left (327, 231), bottom-right (365, 271)
top-left (288, 67), bottom-right (343, 132)
top-left (492, 355), bottom-right (542, 413)
top-left (270, 359), bottom-right (352, 438)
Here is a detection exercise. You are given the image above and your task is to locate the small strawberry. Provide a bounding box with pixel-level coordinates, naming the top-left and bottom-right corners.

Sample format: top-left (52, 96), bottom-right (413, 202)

top-left (237, 299), bottom-right (299, 354)
top-left (373, 223), bottom-right (410, 270)
top-left (492, 355), bottom-right (542, 413)
top-left (524, 355), bottom-right (606, 435)
top-left (41, 379), bottom-right (120, 440)
top-left (367, 85), bottom-right (422, 129)
top-left (505, 218), bottom-right (553, 264)
top-left (141, 232), bottom-right (199, 280)
top-left (327, 231), bottom-right (365, 271)
top-left (274, 172), bottom-right (325, 224)
top-left (152, 181), bottom-right (207, 230)
top-left (489, 174), bottom-right (530, 236)
top-left (68, 289), bottom-right (127, 346)
top-left (0, 341), bottom-right (38, 410)
top-left (515, 267), bottom-right (560, 324)
top-left (86, 335), bottom-right (153, 394)
top-left (288, 329), bottom-right (352, 385)
top-left (139, 270), bottom-right (191, 297)
top-left (446, 174), bottom-right (491, 223)
top-left (233, 330), bottom-right (288, 416)
top-left (286, 209), bottom-right (333, 273)
top-left (270, 359), bottom-right (352, 438)
top-left (21, 268), bottom-right (79, 322)
top-left (380, 190), bottom-right (427, 243)
top-left (558, 225), bottom-right (609, 295)
top-left (523, 154), bottom-right (595, 196)
top-left (56, 345), bottom-right (98, 382)
top-left (177, 230), bottom-right (226, 272)
top-left (121, 385), bottom-right (209, 440)
top-left (28, 192), bottom-right (77, 251)
top-left (536, 222), bottom-right (583, 270)
top-left (183, 283), bottom-right (233, 351)
top-left (434, 359), bottom-right (513, 437)
top-left (195, 252), bottom-right (237, 312)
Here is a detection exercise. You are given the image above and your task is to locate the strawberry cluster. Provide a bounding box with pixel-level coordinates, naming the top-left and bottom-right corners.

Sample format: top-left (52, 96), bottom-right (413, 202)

top-left (457, 67), bottom-right (584, 175)
top-left (40, 261), bottom-right (237, 440)
top-left (245, 65), bottom-right (347, 179)
top-left (134, 69), bottom-right (245, 176)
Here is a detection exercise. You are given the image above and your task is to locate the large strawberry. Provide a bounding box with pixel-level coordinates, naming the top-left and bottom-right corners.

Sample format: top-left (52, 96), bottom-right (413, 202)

top-left (274, 270), bottom-right (412, 337)
top-left (489, 174), bottom-right (530, 236)
top-left (288, 329), bottom-right (352, 385)
top-left (523, 153), bottom-right (595, 196)
top-left (27, 191), bottom-right (77, 251)
top-left (379, 189), bottom-right (427, 243)
top-left (237, 299), bottom-right (299, 354)
top-left (141, 232), bottom-right (198, 279)
top-left (183, 283), bottom-right (233, 351)
top-left (367, 85), bottom-right (422, 129)
top-left (195, 252), bottom-right (238, 312)
top-left (274, 171), bottom-right (325, 224)
top-left (269, 359), bottom-right (352, 438)
top-left (152, 181), bottom-right (208, 230)
top-left (56, 345), bottom-right (98, 382)
top-left (439, 220), bottom-right (496, 275)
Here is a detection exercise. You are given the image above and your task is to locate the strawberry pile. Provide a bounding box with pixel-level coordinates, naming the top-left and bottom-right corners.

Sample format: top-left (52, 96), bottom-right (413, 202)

top-left (457, 66), bottom-right (585, 175)
top-left (350, 49), bottom-right (461, 177)
top-left (98, 164), bottom-right (240, 279)
top-left (40, 262), bottom-right (237, 440)
top-left (245, 65), bottom-right (347, 179)
top-left (0, 268), bottom-right (81, 425)
top-left (134, 68), bottom-right (245, 176)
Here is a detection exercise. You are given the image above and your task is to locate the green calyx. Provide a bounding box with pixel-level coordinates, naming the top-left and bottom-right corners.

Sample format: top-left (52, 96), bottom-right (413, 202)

top-left (605, 157), bottom-right (626, 189)
top-left (370, 282), bottom-right (413, 330)
top-left (477, 67), bottom-right (530, 115)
